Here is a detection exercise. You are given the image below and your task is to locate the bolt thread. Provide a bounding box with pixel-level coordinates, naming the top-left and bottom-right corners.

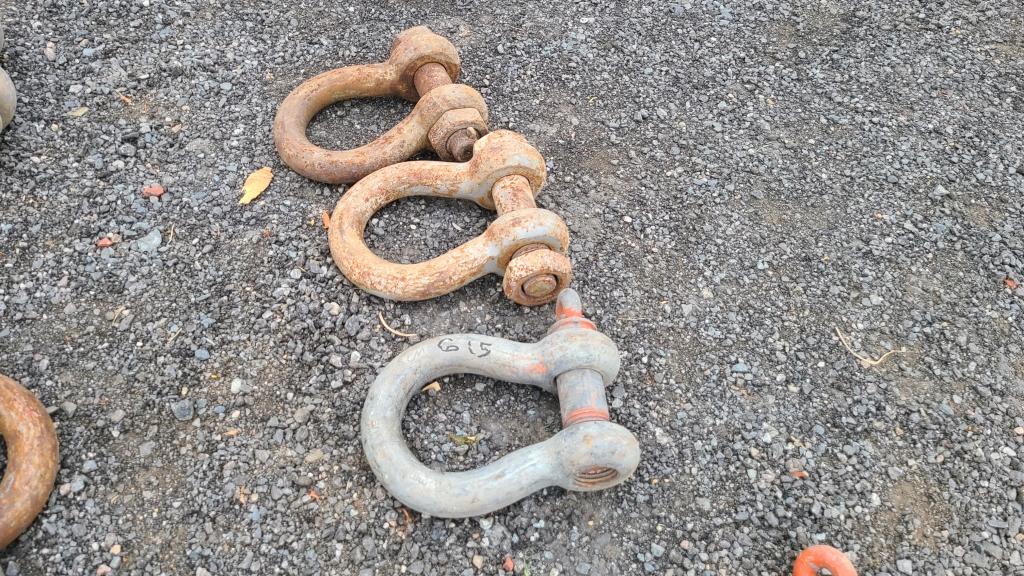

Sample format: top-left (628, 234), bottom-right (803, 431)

top-left (446, 127), bottom-right (478, 161)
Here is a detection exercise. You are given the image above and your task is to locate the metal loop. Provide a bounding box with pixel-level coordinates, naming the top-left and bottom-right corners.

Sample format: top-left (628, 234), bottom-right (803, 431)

top-left (361, 289), bottom-right (639, 518)
top-left (0, 24), bottom-right (15, 132)
top-left (0, 374), bottom-right (59, 549)
top-left (327, 130), bottom-right (573, 305)
top-left (273, 26), bottom-right (488, 184)
top-left (0, 26), bottom-right (14, 132)
top-left (792, 546), bottom-right (858, 576)
top-left (0, 66), bottom-right (13, 132)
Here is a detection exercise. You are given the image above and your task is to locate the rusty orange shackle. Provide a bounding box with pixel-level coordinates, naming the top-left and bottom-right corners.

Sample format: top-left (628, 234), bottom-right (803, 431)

top-left (792, 545), bottom-right (857, 576)
top-left (274, 26), bottom-right (488, 184)
top-left (328, 130), bottom-right (572, 305)
top-left (1, 374), bottom-right (59, 549)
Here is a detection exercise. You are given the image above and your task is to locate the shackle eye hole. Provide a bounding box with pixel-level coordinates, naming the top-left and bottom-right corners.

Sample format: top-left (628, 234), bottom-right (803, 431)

top-left (574, 465), bottom-right (619, 488)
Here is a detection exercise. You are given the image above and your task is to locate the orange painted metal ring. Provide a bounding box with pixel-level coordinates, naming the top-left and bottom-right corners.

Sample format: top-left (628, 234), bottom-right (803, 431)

top-left (0, 374), bottom-right (59, 549)
top-left (273, 26), bottom-right (488, 184)
top-left (792, 545), bottom-right (857, 576)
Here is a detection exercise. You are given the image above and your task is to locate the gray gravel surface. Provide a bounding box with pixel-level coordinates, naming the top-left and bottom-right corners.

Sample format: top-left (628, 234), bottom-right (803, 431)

top-left (2, 1), bottom-right (1023, 575)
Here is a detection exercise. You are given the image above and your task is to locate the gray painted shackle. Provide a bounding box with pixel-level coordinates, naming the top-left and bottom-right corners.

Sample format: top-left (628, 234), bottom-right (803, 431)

top-left (0, 26), bottom-right (15, 132)
top-left (361, 289), bottom-right (640, 517)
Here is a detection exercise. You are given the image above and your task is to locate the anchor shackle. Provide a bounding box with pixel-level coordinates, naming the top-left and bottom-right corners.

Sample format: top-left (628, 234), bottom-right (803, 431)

top-left (0, 374), bottom-right (59, 549)
top-left (328, 130), bottom-right (573, 305)
top-left (0, 27), bottom-right (15, 132)
top-left (361, 289), bottom-right (640, 518)
top-left (273, 26), bottom-right (488, 184)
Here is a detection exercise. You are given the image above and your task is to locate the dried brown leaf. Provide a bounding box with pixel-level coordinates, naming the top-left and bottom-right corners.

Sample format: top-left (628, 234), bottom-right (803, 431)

top-left (239, 167), bottom-right (273, 205)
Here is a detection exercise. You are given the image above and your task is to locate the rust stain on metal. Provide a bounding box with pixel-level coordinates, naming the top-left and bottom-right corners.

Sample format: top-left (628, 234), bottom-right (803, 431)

top-left (0, 374), bottom-right (59, 549)
top-left (476, 172), bottom-right (566, 303)
top-left (273, 26), bottom-right (488, 184)
top-left (412, 62), bottom-right (451, 96)
top-left (327, 131), bottom-right (573, 305)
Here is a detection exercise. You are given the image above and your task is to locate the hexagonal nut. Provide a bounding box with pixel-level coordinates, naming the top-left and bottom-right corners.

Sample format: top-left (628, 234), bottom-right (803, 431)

top-left (0, 66), bottom-right (15, 132)
top-left (502, 249), bottom-right (572, 306)
top-left (389, 26), bottom-right (460, 102)
top-left (428, 108), bottom-right (488, 161)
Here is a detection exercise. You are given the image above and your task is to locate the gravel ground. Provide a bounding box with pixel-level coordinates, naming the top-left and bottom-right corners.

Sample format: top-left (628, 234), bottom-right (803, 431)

top-left (1, 1), bottom-right (1023, 575)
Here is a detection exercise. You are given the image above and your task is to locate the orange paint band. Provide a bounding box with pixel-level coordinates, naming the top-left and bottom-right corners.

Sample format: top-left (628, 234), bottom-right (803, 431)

top-left (555, 301), bottom-right (583, 319)
top-left (563, 407), bottom-right (610, 427)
